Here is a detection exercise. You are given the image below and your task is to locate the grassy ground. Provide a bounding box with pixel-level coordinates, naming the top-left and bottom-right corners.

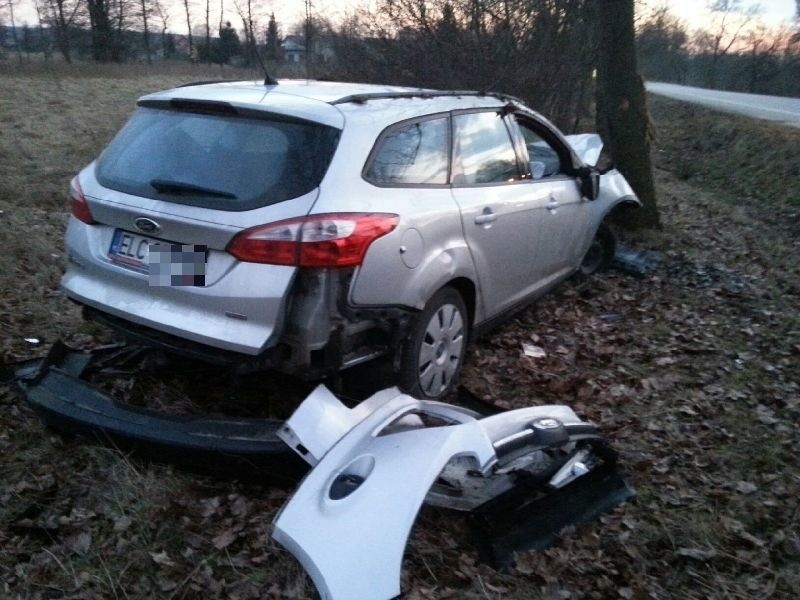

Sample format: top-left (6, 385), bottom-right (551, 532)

top-left (1, 67), bottom-right (798, 598)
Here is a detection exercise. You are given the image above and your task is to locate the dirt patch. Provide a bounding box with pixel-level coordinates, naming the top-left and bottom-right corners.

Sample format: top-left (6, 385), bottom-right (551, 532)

top-left (1, 70), bottom-right (798, 598)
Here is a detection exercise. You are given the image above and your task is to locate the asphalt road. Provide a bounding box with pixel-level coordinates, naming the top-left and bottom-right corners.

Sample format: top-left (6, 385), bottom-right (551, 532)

top-left (646, 81), bottom-right (800, 128)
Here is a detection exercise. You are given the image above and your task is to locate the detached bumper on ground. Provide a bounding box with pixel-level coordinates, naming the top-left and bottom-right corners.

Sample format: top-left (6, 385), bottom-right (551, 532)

top-left (12, 342), bottom-right (305, 480)
top-left (13, 342), bottom-right (635, 600)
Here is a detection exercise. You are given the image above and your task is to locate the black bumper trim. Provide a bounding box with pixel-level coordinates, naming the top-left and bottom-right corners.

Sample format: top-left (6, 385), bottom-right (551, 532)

top-left (470, 454), bottom-right (635, 567)
top-left (13, 343), bottom-right (306, 481)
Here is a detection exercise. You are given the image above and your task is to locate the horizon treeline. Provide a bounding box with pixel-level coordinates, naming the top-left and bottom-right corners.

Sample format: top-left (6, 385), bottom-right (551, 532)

top-left (1, 0), bottom-right (799, 115)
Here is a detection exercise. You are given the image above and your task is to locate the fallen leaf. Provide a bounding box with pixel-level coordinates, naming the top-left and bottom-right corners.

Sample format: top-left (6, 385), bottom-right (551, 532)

top-left (735, 481), bottom-right (758, 495)
top-left (522, 343), bottom-right (546, 358)
top-left (213, 529), bottom-right (237, 550)
top-left (229, 495), bottom-right (249, 518)
top-left (113, 515), bottom-right (132, 533)
top-left (150, 550), bottom-right (176, 567)
top-left (66, 532), bottom-right (92, 556)
top-left (676, 547), bottom-right (717, 561)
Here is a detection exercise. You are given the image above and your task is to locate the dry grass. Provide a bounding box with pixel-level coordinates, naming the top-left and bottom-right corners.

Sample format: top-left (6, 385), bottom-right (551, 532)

top-left (649, 96), bottom-right (800, 208)
top-left (1, 66), bottom-right (798, 598)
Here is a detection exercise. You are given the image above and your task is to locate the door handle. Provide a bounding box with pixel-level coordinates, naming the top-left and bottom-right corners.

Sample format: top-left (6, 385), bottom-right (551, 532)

top-left (474, 211), bottom-right (497, 225)
top-left (546, 200), bottom-right (560, 211)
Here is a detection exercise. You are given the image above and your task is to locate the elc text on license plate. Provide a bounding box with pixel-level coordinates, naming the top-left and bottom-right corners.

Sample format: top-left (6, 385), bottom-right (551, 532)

top-left (109, 230), bottom-right (206, 286)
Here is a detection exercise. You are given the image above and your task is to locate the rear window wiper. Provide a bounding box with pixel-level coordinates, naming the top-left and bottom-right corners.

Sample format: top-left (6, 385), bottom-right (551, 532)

top-left (150, 179), bottom-right (237, 199)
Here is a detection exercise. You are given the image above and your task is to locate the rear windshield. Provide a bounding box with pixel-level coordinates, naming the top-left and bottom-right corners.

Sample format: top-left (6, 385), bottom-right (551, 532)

top-left (95, 107), bottom-right (340, 211)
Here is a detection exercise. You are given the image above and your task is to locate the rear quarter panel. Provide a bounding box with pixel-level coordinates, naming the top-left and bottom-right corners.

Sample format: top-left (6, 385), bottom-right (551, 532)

top-left (310, 116), bottom-right (482, 320)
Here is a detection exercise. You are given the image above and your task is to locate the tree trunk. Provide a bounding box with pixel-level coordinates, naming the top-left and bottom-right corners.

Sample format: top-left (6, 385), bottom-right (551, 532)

top-left (47, 0), bottom-right (75, 63)
top-left (8, 0), bottom-right (24, 64)
top-left (35, 11), bottom-right (51, 61)
top-left (204, 0), bottom-right (210, 60)
top-left (112, 0), bottom-right (125, 62)
top-left (141, 0), bottom-right (151, 63)
top-left (183, 0), bottom-right (193, 59)
top-left (246, 0), bottom-right (255, 66)
top-left (595, 0), bottom-right (660, 229)
top-left (87, 0), bottom-right (113, 61)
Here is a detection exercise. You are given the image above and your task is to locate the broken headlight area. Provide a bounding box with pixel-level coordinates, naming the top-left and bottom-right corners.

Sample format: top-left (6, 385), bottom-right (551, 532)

top-left (11, 343), bottom-right (634, 600)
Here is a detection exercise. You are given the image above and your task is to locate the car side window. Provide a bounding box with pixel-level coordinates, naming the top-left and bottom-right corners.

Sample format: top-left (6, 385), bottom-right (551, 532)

top-left (516, 120), bottom-right (564, 179)
top-left (452, 112), bottom-right (520, 185)
top-left (364, 117), bottom-right (449, 185)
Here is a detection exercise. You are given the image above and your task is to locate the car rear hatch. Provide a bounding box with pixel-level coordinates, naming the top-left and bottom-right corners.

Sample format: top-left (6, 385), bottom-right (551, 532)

top-left (62, 94), bottom-right (343, 355)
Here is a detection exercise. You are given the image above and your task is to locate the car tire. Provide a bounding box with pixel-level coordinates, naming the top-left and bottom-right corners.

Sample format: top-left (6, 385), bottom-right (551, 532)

top-left (398, 286), bottom-right (469, 400)
top-left (579, 223), bottom-right (616, 276)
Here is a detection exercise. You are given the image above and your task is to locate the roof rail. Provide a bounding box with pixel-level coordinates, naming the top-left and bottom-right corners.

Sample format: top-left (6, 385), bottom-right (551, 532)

top-left (331, 90), bottom-right (525, 106)
top-left (177, 79), bottom-right (252, 88)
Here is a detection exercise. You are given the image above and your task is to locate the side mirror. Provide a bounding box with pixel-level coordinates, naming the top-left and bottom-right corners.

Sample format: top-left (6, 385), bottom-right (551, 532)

top-left (578, 167), bottom-right (600, 201)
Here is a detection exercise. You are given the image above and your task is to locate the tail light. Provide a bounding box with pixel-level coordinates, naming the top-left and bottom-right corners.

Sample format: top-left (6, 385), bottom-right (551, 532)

top-left (69, 177), bottom-right (96, 224)
top-left (227, 213), bottom-right (399, 268)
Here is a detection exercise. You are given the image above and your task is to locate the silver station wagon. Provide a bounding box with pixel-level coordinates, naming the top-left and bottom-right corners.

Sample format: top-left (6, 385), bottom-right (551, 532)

top-left (63, 80), bottom-right (639, 400)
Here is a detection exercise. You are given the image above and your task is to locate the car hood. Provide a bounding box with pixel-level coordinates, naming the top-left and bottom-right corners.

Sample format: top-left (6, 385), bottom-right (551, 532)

top-left (564, 133), bottom-right (604, 166)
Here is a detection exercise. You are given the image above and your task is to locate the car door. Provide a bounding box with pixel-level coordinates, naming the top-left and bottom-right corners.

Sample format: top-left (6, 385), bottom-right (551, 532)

top-left (508, 114), bottom-right (590, 282)
top-left (449, 110), bottom-right (541, 317)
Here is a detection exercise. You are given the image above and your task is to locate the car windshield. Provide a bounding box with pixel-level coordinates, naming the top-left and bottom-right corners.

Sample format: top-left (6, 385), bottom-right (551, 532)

top-left (96, 107), bottom-right (340, 211)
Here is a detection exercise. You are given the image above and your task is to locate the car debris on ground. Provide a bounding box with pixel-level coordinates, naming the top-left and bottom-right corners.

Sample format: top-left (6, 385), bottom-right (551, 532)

top-left (12, 345), bottom-right (634, 600)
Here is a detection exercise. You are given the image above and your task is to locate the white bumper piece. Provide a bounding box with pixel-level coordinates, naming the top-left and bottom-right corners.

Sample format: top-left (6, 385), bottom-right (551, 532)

top-left (272, 385), bottom-right (591, 600)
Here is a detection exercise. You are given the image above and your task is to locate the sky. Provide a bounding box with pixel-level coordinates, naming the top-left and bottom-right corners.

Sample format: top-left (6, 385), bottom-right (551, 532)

top-left (644, 0), bottom-right (797, 28)
top-left (7, 0), bottom-right (799, 36)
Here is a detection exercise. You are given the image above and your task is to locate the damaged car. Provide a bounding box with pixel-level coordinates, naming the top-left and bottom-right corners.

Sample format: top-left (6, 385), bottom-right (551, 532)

top-left (62, 80), bottom-right (639, 400)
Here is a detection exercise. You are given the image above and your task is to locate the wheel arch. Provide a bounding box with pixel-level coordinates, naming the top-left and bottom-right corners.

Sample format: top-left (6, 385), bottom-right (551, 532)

top-left (446, 277), bottom-right (477, 333)
top-left (582, 194), bottom-right (639, 254)
top-left (602, 195), bottom-right (641, 226)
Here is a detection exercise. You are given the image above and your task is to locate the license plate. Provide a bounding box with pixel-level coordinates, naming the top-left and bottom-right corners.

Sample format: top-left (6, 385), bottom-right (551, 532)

top-left (108, 230), bottom-right (154, 271)
top-left (109, 230), bottom-right (207, 286)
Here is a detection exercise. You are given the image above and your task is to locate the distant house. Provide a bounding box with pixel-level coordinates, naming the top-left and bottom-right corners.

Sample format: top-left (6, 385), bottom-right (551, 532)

top-left (281, 34), bottom-right (335, 64)
top-left (282, 35), bottom-right (305, 64)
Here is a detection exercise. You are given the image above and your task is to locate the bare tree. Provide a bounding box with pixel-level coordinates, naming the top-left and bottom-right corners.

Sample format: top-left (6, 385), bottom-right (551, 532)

top-left (111, 0), bottom-right (134, 61)
top-left (86, 0), bottom-right (114, 60)
top-left (304, 0), bottom-right (312, 70)
top-left (33, 0), bottom-right (52, 60)
top-left (595, 0), bottom-right (660, 229)
top-left (694, 0), bottom-right (758, 88)
top-left (152, 0), bottom-right (170, 57)
top-left (233, 0), bottom-right (256, 65)
top-left (741, 24), bottom-right (781, 92)
top-left (140, 0), bottom-right (151, 63)
top-left (44, 0), bottom-right (81, 62)
top-left (5, 0), bottom-right (24, 64)
top-left (637, 6), bottom-right (689, 82)
top-left (204, 0), bottom-right (210, 59)
top-left (183, 0), bottom-right (193, 58)
top-left (330, 0), bottom-right (594, 130)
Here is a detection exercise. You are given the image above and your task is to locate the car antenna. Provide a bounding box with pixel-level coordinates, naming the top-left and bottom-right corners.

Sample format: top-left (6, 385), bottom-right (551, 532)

top-left (253, 45), bottom-right (278, 86)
